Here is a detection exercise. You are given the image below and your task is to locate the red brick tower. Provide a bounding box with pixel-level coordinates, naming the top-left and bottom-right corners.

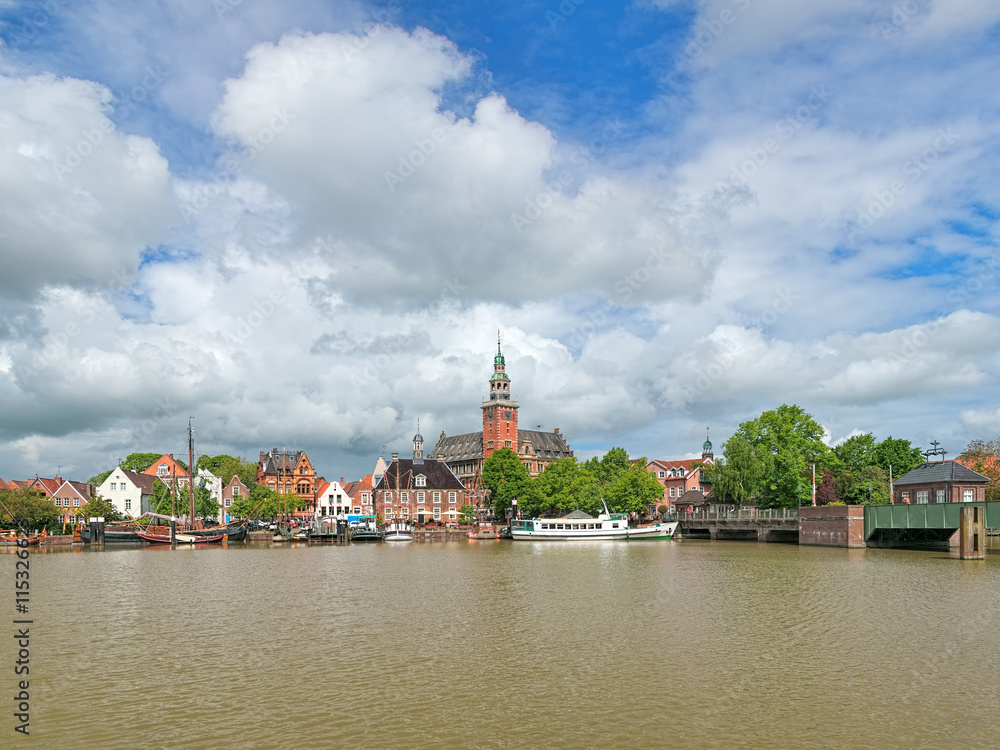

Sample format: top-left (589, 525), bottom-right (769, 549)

top-left (482, 333), bottom-right (519, 460)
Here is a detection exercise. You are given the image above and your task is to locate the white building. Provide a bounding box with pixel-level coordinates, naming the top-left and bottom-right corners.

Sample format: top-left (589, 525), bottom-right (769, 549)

top-left (97, 468), bottom-right (158, 518)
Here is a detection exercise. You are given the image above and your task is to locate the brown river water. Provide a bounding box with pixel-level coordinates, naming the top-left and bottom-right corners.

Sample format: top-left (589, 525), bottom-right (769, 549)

top-left (5, 538), bottom-right (1000, 749)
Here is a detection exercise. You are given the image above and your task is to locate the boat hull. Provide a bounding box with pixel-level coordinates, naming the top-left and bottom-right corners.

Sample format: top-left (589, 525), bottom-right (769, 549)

top-left (137, 532), bottom-right (225, 544)
top-left (510, 520), bottom-right (678, 541)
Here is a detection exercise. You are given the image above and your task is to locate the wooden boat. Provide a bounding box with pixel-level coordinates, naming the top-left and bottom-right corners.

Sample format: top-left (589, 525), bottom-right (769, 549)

top-left (1, 530), bottom-right (40, 546)
top-left (137, 530), bottom-right (225, 544)
top-left (383, 521), bottom-right (414, 542)
top-left (79, 525), bottom-right (147, 543)
top-left (469, 522), bottom-right (497, 539)
top-left (510, 505), bottom-right (678, 541)
top-left (184, 522), bottom-right (248, 542)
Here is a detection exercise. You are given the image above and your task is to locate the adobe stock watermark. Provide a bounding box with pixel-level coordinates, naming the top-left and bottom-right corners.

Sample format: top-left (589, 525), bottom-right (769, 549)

top-left (890, 254), bottom-right (1000, 371)
top-left (224, 235), bottom-right (336, 345)
top-left (683, 337), bottom-right (745, 403)
top-left (874, 0), bottom-right (930, 40)
top-left (747, 288), bottom-right (798, 329)
top-left (384, 127), bottom-right (449, 192)
top-left (510, 117), bottom-right (627, 233)
top-left (717, 85), bottom-right (832, 191)
top-left (52, 65), bottom-right (169, 180)
top-left (546, 0), bottom-right (585, 30)
top-left (179, 108), bottom-right (295, 220)
top-left (3, 0), bottom-right (65, 48)
top-left (843, 126), bottom-right (959, 244)
top-left (683, 0), bottom-right (751, 60)
top-left (339, 2), bottom-right (405, 62)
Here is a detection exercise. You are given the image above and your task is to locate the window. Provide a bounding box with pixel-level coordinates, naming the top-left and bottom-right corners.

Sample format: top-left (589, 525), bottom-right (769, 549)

top-left (158, 464), bottom-right (169, 476)
top-left (449, 492), bottom-right (456, 503)
top-left (73, 499), bottom-right (80, 507)
top-left (963, 489), bottom-right (974, 503)
top-left (669, 487), bottom-right (675, 498)
top-left (434, 508), bottom-right (441, 519)
top-left (353, 506), bottom-right (361, 514)
top-left (916, 490), bottom-right (928, 504)
top-left (417, 492), bottom-right (425, 503)
top-left (385, 509), bottom-right (393, 518)
top-left (125, 498), bottom-right (132, 511)
top-left (659, 471), bottom-right (664, 478)
top-left (224, 499), bottom-right (232, 507)
top-left (54, 498), bottom-right (62, 507)
top-left (433, 492), bottom-right (440, 503)
top-left (233, 487), bottom-right (240, 496)
top-left (401, 492), bottom-right (408, 502)
top-left (415, 475), bottom-right (426, 487)
top-left (936, 489), bottom-right (945, 504)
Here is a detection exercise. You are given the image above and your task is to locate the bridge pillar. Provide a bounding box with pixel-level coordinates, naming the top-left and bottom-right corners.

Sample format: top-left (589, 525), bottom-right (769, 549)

top-left (959, 505), bottom-right (985, 560)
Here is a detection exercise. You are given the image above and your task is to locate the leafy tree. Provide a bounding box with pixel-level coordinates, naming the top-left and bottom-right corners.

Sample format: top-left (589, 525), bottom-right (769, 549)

top-left (197, 454), bottom-right (237, 474)
top-left (482, 447), bottom-right (532, 518)
top-left (834, 434), bottom-right (878, 473)
top-left (89, 469), bottom-right (114, 485)
top-left (458, 504), bottom-right (476, 525)
top-left (872, 437), bottom-right (924, 478)
top-left (835, 465), bottom-right (890, 505)
top-left (730, 404), bottom-right (833, 508)
top-left (76, 495), bottom-right (124, 523)
top-left (959, 440), bottom-right (1000, 501)
top-left (197, 455), bottom-right (258, 489)
top-left (120, 452), bottom-right (166, 472)
top-left (0, 486), bottom-right (59, 529)
top-left (604, 460), bottom-right (664, 516)
top-left (525, 458), bottom-right (600, 517)
top-left (816, 470), bottom-right (837, 505)
top-left (703, 436), bottom-right (774, 504)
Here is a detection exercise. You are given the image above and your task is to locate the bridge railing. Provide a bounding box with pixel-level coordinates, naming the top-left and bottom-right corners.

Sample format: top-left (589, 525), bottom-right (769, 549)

top-left (682, 507), bottom-right (798, 521)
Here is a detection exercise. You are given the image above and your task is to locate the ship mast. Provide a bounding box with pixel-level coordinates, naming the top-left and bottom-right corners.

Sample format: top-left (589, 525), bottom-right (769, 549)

top-left (188, 417), bottom-right (196, 528)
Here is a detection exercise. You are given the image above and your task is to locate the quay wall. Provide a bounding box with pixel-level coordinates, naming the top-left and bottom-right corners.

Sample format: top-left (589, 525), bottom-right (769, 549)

top-left (798, 505), bottom-right (865, 548)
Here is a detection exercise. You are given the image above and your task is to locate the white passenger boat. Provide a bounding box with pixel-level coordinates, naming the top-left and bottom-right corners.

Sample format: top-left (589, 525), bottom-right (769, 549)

top-left (383, 521), bottom-right (414, 542)
top-left (510, 507), bottom-right (677, 541)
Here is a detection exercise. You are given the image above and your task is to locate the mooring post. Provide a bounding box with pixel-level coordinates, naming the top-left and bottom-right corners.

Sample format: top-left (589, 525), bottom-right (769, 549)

top-left (959, 505), bottom-right (985, 560)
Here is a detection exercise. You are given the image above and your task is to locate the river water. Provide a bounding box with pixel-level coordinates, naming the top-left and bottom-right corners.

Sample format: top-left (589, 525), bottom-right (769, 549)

top-left (8, 538), bottom-right (1000, 749)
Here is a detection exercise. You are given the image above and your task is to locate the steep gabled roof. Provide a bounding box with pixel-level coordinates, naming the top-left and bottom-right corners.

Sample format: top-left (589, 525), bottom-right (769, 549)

top-left (120, 469), bottom-right (159, 495)
top-left (258, 449), bottom-right (307, 476)
top-left (29, 477), bottom-right (63, 496)
top-left (894, 460), bottom-right (990, 486)
top-left (429, 432), bottom-right (483, 462)
top-left (374, 458), bottom-right (465, 491)
top-left (518, 429), bottom-right (573, 459)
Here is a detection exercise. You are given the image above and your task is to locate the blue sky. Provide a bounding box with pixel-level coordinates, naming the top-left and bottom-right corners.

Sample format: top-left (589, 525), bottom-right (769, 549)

top-left (1, 0), bottom-right (999, 482)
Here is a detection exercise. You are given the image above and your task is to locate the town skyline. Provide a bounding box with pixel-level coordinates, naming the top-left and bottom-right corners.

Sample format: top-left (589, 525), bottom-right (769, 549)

top-left (1, 2), bottom-right (998, 484)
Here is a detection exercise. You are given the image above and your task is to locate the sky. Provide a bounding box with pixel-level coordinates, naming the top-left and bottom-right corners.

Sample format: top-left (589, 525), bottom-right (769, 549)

top-left (1, 0), bottom-right (999, 483)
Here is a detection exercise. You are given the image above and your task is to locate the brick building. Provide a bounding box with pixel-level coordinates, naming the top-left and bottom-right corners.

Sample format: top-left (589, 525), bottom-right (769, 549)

top-left (892, 460), bottom-right (991, 504)
top-left (430, 337), bottom-right (573, 497)
top-left (257, 448), bottom-right (317, 515)
top-left (647, 435), bottom-right (714, 514)
top-left (375, 433), bottom-right (467, 524)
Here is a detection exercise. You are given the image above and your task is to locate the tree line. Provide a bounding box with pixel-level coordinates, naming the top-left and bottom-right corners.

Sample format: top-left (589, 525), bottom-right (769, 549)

top-left (482, 446), bottom-right (664, 519)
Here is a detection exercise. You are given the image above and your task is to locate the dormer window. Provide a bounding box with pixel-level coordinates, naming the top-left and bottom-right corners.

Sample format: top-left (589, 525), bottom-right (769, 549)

top-left (157, 464), bottom-right (169, 476)
top-left (415, 475), bottom-right (426, 487)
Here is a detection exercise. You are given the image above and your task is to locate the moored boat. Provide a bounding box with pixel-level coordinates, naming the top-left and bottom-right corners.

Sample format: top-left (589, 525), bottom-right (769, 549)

top-left (137, 530), bottom-right (225, 544)
top-left (510, 507), bottom-right (678, 541)
top-left (383, 521), bottom-right (413, 542)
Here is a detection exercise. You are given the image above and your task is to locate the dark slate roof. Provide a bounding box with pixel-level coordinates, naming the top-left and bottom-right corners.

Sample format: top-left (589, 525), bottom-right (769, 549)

top-left (373, 458), bottom-right (465, 491)
top-left (122, 469), bottom-right (159, 495)
top-left (259, 449), bottom-right (305, 476)
top-left (674, 490), bottom-right (708, 505)
top-left (518, 429), bottom-right (573, 459)
top-left (894, 460), bottom-right (991, 486)
top-left (429, 432), bottom-right (483, 462)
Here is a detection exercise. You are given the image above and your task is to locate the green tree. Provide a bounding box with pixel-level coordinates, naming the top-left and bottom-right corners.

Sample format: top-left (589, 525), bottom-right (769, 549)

top-left (604, 460), bottom-right (664, 516)
top-left (482, 447), bottom-right (532, 518)
top-left (120, 453), bottom-right (166, 472)
top-left (458, 503), bottom-right (476, 525)
top-left (77, 495), bottom-right (124, 523)
top-left (835, 465), bottom-right (890, 505)
top-left (873, 437), bottom-right (924, 478)
top-left (526, 457), bottom-right (600, 517)
top-left (89, 469), bottom-right (114, 485)
top-left (730, 405), bottom-right (832, 508)
top-left (834, 434), bottom-right (878, 473)
top-left (0, 486), bottom-right (59, 529)
top-left (703, 436), bottom-right (774, 504)
top-left (198, 455), bottom-right (258, 489)
top-left (959, 439), bottom-right (1000, 501)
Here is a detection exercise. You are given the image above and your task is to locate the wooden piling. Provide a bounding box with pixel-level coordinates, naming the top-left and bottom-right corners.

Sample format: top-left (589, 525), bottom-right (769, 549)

top-left (959, 505), bottom-right (985, 560)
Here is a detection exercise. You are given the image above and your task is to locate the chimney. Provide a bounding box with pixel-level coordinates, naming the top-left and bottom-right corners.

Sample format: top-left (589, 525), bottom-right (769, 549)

top-left (340, 477), bottom-right (345, 484)
top-left (554, 428), bottom-right (560, 434)
top-left (391, 452), bottom-right (398, 461)
top-left (438, 454), bottom-right (444, 461)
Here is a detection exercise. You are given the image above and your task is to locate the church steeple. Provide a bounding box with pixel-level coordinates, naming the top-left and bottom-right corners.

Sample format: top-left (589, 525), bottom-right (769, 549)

top-left (489, 331), bottom-right (511, 401)
top-left (413, 419), bottom-right (424, 460)
top-left (702, 429), bottom-right (713, 460)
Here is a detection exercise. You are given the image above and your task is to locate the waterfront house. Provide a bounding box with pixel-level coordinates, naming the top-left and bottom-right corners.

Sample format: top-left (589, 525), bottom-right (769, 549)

top-left (375, 433), bottom-right (468, 524)
top-left (51, 479), bottom-right (96, 524)
top-left (26, 475), bottom-right (62, 497)
top-left (315, 478), bottom-right (352, 517)
top-left (97, 468), bottom-right (159, 518)
top-left (142, 454), bottom-right (191, 488)
top-left (646, 436), bottom-right (714, 515)
top-left (257, 448), bottom-right (317, 516)
top-left (195, 468), bottom-right (223, 521)
top-left (344, 474), bottom-right (376, 517)
top-left (220, 475), bottom-right (249, 523)
top-left (892, 460), bottom-right (991, 504)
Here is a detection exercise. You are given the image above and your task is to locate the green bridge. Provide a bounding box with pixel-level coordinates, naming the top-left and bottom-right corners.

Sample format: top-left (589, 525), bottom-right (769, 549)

top-left (864, 502), bottom-right (1000, 544)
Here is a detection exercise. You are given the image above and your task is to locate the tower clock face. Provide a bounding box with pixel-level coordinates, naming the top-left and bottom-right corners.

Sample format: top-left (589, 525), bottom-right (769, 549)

top-left (504, 411), bottom-right (512, 419)
top-left (488, 409), bottom-right (494, 419)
